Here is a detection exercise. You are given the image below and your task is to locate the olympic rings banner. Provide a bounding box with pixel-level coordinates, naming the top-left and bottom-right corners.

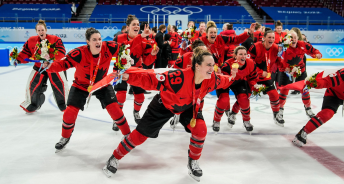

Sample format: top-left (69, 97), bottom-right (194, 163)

top-left (90, 5), bottom-right (254, 22)
top-left (305, 44), bottom-right (344, 59)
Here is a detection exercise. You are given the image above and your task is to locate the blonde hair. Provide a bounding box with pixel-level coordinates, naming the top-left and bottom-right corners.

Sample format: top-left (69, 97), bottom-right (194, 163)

top-left (291, 27), bottom-right (303, 41)
top-left (206, 21), bottom-right (217, 33)
top-left (35, 20), bottom-right (47, 31)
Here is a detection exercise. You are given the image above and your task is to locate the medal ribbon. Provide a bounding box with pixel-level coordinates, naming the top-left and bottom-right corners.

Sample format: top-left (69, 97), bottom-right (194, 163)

top-left (190, 77), bottom-right (203, 127)
top-left (88, 52), bottom-right (102, 92)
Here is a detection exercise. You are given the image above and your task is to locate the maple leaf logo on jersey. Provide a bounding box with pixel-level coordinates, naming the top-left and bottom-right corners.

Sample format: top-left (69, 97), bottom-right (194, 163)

top-left (85, 67), bottom-right (108, 83)
top-left (287, 56), bottom-right (302, 66)
top-left (171, 102), bottom-right (192, 113)
top-left (156, 73), bottom-right (165, 81)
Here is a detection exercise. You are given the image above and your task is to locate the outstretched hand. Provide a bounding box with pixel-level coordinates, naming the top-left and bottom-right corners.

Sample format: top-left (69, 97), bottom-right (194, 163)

top-left (249, 23), bottom-right (256, 35)
top-left (111, 71), bottom-right (129, 81)
top-left (141, 24), bottom-right (150, 38)
top-left (151, 46), bottom-right (159, 56)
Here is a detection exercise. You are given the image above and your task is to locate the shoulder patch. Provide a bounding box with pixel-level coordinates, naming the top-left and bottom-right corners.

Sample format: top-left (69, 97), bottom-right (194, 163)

top-left (156, 73), bottom-right (166, 81)
top-left (67, 48), bottom-right (82, 63)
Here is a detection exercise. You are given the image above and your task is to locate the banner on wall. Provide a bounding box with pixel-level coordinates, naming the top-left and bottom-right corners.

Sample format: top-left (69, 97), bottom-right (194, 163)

top-left (303, 31), bottom-right (344, 44)
top-left (0, 29), bottom-right (120, 43)
top-left (306, 44), bottom-right (344, 59)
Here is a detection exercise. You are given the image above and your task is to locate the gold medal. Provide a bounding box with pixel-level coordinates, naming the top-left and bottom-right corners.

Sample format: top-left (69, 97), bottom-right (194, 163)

top-left (214, 65), bottom-right (218, 72)
top-left (190, 118), bottom-right (196, 128)
top-left (87, 85), bottom-right (93, 92)
top-left (266, 73), bottom-right (271, 78)
top-left (232, 63), bottom-right (239, 69)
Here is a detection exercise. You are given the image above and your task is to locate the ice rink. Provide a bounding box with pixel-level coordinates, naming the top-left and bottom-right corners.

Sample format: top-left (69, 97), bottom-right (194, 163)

top-left (1, 63), bottom-right (344, 184)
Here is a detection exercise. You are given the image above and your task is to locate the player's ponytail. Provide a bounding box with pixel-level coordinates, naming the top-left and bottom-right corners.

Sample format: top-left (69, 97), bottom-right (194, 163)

top-left (35, 20), bottom-right (47, 31)
top-left (192, 47), bottom-right (212, 71)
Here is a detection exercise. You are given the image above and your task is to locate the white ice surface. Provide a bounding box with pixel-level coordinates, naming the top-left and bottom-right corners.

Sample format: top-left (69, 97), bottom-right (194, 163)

top-left (0, 63), bottom-right (344, 184)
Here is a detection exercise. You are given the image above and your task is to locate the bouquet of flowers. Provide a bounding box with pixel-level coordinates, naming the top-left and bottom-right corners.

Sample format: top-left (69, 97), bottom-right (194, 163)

top-left (9, 47), bottom-right (19, 67)
top-left (278, 33), bottom-right (293, 57)
top-left (34, 39), bottom-right (58, 61)
top-left (182, 26), bottom-right (197, 40)
top-left (114, 44), bottom-right (133, 84)
top-left (252, 84), bottom-right (268, 97)
top-left (304, 73), bottom-right (319, 89)
top-left (290, 65), bottom-right (302, 78)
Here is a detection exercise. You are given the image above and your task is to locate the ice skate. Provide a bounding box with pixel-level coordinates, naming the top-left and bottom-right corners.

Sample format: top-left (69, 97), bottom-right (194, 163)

top-left (304, 106), bottom-right (315, 118)
top-left (292, 127), bottom-right (307, 147)
top-left (225, 111), bottom-right (236, 128)
top-left (170, 114), bottom-right (180, 131)
top-left (187, 157), bottom-right (202, 182)
top-left (133, 110), bottom-right (141, 124)
top-left (103, 155), bottom-right (119, 178)
top-left (212, 120), bottom-right (220, 134)
top-left (112, 120), bottom-right (119, 131)
top-left (279, 107), bottom-right (284, 118)
top-left (273, 111), bottom-right (285, 127)
top-left (55, 137), bottom-right (70, 153)
top-left (243, 121), bottom-right (253, 135)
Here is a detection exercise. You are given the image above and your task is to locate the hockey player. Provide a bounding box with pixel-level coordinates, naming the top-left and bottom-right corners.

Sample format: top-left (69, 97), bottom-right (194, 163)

top-left (16, 20), bottom-right (68, 113)
top-left (43, 28), bottom-right (139, 152)
top-left (102, 48), bottom-right (238, 182)
top-left (293, 68), bottom-right (344, 147)
top-left (274, 20), bottom-right (287, 44)
top-left (174, 40), bottom-right (207, 69)
top-left (253, 23), bottom-right (263, 43)
top-left (198, 21), bottom-right (255, 68)
top-left (113, 15), bottom-right (158, 126)
top-left (212, 46), bottom-right (258, 134)
top-left (247, 30), bottom-right (285, 126)
top-left (168, 25), bottom-right (180, 67)
top-left (278, 30), bottom-right (322, 119)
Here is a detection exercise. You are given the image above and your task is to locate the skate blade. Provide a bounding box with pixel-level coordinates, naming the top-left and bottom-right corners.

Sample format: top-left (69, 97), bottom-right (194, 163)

top-left (102, 166), bottom-right (114, 178)
top-left (55, 148), bottom-right (65, 153)
top-left (188, 170), bottom-right (200, 182)
top-left (292, 138), bottom-right (304, 147)
top-left (227, 123), bottom-right (234, 128)
top-left (275, 121), bottom-right (284, 127)
top-left (248, 131), bottom-right (252, 135)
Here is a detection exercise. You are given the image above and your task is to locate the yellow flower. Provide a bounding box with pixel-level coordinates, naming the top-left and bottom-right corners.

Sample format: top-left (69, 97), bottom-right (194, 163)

top-left (47, 46), bottom-right (50, 49)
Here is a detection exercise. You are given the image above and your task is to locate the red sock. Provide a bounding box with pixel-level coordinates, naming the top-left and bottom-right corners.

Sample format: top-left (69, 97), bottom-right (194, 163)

top-left (213, 93), bottom-right (230, 122)
top-left (187, 119), bottom-right (207, 160)
top-left (267, 90), bottom-right (280, 112)
top-left (62, 105), bottom-right (80, 138)
top-left (133, 93), bottom-right (145, 112)
top-left (302, 91), bottom-right (311, 108)
top-left (106, 103), bottom-right (131, 135)
top-left (237, 93), bottom-right (250, 121)
top-left (304, 108), bottom-right (334, 134)
top-left (116, 91), bottom-right (126, 109)
top-left (232, 101), bottom-right (240, 114)
top-left (113, 129), bottom-right (148, 160)
top-left (279, 89), bottom-right (289, 108)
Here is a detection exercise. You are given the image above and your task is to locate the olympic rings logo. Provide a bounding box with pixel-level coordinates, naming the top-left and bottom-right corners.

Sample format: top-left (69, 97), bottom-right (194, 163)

top-left (46, 26), bottom-right (51, 30)
top-left (74, 33), bottom-right (84, 39)
top-left (326, 47), bottom-right (343, 56)
top-left (103, 26), bottom-right (118, 30)
top-left (233, 27), bottom-right (245, 31)
top-left (140, 6), bottom-right (202, 15)
top-left (299, 28), bottom-right (307, 31)
top-left (313, 35), bottom-right (324, 39)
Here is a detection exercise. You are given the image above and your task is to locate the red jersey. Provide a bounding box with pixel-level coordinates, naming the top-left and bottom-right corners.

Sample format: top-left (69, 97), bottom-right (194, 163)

top-left (248, 42), bottom-right (282, 81)
top-left (280, 41), bottom-right (321, 73)
top-left (220, 30), bottom-right (238, 59)
top-left (169, 32), bottom-right (180, 54)
top-left (274, 31), bottom-right (287, 44)
top-left (113, 33), bottom-right (156, 67)
top-left (17, 34), bottom-right (66, 69)
top-left (174, 52), bottom-right (193, 69)
top-left (198, 32), bottom-right (249, 67)
top-left (253, 31), bottom-right (263, 43)
top-left (190, 30), bottom-right (206, 42)
top-left (221, 58), bottom-right (258, 89)
top-left (127, 67), bottom-right (235, 114)
top-left (47, 41), bottom-right (119, 92)
top-left (316, 69), bottom-right (344, 100)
